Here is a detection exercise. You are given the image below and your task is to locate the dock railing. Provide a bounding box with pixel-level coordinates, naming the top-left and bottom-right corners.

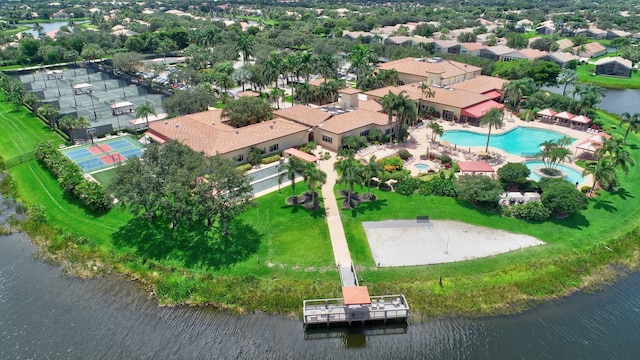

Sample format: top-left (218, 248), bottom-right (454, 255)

top-left (303, 294), bottom-right (409, 325)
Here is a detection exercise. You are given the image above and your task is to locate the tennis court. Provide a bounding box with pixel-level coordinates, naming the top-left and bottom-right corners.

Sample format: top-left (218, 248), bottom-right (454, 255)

top-left (61, 136), bottom-right (144, 173)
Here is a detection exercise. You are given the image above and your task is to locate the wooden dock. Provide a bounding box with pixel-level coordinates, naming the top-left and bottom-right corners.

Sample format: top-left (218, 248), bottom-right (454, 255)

top-left (303, 294), bottom-right (410, 326)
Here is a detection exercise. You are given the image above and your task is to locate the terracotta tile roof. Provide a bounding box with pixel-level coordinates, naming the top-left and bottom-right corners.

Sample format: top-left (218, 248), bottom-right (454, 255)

top-left (555, 39), bottom-right (574, 50)
top-left (273, 105), bottom-right (333, 127)
top-left (307, 78), bottom-right (327, 87)
top-left (449, 75), bottom-right (508, 94)
top-left (320, 109), bottom-right (390, 134)
top-left (483, 45), bottom-right (515, 56)
top-left (583, 42), bottom-right (606, 52)
top-left (460, 42), bottom-right (487, 51)
top-left (377, 57), bottom-right (481, 80)
top-left (338, 87), bottom-right (361, 95)
top-left (458, 161), bottom-right (494, 173)
top-left (399, 84), bottom-right (492, 108)
top-left (148, 112), bottom-right (309, 156)
top-left (364, 85), bottom-right (422, 101)
top-left (460, 100), bottom-right (504, 118)
top-left (236, 90), bottom-right (260, 97)
top-left (545, 51), bottom-right (580, 63)
top-left (595, 56), bottom-right (632, 68)
top-left (513, 48), bottom-right (548, 59)
top-left (356, 99), bottom-right (383, 113)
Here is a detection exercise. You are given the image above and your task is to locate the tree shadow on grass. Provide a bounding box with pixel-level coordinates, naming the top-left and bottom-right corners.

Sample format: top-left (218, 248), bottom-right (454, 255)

top-left (112, 218), bottom-right (262, 270)
top-left (592, 198), bottom-right (617, 212)
top-left (612, 187), bottom-right (634, 200)
top-left (349, 198), bottom-right (388, 218)
top-left (547, 212), bottom-right (590, 229)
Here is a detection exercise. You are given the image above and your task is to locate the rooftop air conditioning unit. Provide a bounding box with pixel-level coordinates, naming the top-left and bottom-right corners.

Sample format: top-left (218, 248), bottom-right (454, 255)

top-left (415, 58), bottom-right (426, 62)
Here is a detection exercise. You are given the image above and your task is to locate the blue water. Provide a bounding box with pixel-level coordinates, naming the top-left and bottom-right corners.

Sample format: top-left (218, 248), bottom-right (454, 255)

top-left (441, 127), bottom-right (573, 156)
top-left (523, 160), bottom-right (586, 185)
top-left (415, 164), bottom-right (430, 170)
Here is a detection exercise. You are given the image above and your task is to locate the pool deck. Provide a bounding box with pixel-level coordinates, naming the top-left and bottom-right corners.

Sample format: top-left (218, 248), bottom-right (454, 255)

top-left (355, 112), bottom-right (595, 187)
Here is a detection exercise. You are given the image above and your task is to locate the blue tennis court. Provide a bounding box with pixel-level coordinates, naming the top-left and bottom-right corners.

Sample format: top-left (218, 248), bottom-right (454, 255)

top-left (120, 148), bottom-right (144, 158)
top-left (65, 148), bottom-right (93, 161)
top-left (61, 135), bottom-right (145, 173)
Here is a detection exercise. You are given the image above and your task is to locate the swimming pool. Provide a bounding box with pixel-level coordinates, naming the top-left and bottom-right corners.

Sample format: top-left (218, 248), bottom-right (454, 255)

top-left (415, 163), bottom-right (430, 171)
top-left (441, 127), bottom-right (573, 156)
top-left (523, 160), bottom-right (586, 185)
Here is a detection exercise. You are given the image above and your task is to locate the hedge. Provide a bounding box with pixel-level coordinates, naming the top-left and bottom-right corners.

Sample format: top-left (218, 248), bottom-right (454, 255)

top-left (34, 141), bottom-right (111, 212)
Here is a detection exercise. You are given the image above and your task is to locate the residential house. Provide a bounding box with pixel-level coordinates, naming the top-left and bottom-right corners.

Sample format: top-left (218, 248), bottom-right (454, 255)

top-left (516, 19), bottom-right (534, 32)
top-left (535, 21), bottom-right (556, 35)
top-left (384, 36), bottom-right (414, 46)
top-left (503, 48), bottom-right (548, 61)
top-left (434, 40), bottom-right (460, 54)
top-left (574, 27), bottom-right (607, 39)
top-left (459, 42), bottom-right (487, 56)
top-left (376, 57), bottom-right (482, 86)
top-left (479, 45), bottom-right (515, 61)
top-left (573, 42), bottom-right (607, 58)
top-left (343, 30), bottom-right (374, 41)
top-left (607, 29), bottom-right (632, 40)
top-left (315, 109), bottom-right (393, 151)
top-left (540, 52), bottom-right (581, 68)
top-left (555, 39), bottom-right (574, 52)
top-left (595, 57), bottom-right (632, 78)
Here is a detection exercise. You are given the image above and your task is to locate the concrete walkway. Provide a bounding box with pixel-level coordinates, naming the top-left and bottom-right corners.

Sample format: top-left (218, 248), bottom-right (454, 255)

top-left (317, 150), bottom-right (354, 267)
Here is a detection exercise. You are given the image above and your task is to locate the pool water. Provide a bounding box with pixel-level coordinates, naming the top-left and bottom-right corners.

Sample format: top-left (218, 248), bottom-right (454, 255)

top-left (415, 163), bottom-right (430, 171)
top-left (523, 160), bottom-right (586, 185)
top-left (441, 127), bottom-right (573, 156)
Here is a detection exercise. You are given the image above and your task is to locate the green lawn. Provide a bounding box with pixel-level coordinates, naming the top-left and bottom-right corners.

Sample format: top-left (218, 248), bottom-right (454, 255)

top-left (577, 63), bottom-right (640, 89)
top-left (90, 168), bottom-right (117, 187)
top-left (3, 92), bottom-right (640, 317)
top-left (3, 25), bottom-right (29, 36)
top-left (0, 95), bottom-right (63, 159)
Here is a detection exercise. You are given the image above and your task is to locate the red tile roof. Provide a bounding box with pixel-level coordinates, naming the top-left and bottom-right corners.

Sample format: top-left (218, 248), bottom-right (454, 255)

top-left (460, 100), bottom-right (504, 119)
top-left (457, 161), bottom-right (495, 173)
top-left (320, 109), bottom-right (390, 134)
top-left (377, 57), bottom-right (481, 80)
top-left (342, 286), bottom-right (371, 305)
top-left (274, 105), bottom-right (333, 127)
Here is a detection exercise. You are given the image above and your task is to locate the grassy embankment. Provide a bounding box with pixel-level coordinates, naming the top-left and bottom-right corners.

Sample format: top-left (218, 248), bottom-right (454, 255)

top-left (577, 61), bottom-right (640, 89)
top-left (2, 91), bottom-right (640, 319)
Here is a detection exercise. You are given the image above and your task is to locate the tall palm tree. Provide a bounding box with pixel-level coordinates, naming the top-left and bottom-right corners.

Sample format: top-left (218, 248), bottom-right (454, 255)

top-left (418, 82), bottom-right (435, 112)
top-left (348, 44), bottom-right (376, 82)
top-left (619, 112), bottom-right (640, 144)
top-left (236, 33), bottom-right (254, 65)
top-left (575, 83), bottom-right (607, 115)
top-left (298, 50), bottom-right (315, 84)
top-left (379, 91), bottom-right (400, 143)
top-left (58, 114), bottom-right (76, 135)
top-left (394, 92), bottom-right (417, 140)
top-left (23, 93), bottom-right (40, 113)
top-left (501, 78), bottom-right (536, 111)
top-left (583, 158), bottom-right (617, 194)
top-left (428, 121), bottom-right (444, 142)
top-left (135, 101), bottom-right (157, 128)
top-left (37, 104), bottom-right (58, 130)
top-left (302, 162), bottom-right (327, 205)
top-left (556, 69), bottom-right (577, 97)
top-left (284, 52), bottom-right (301, 106)
top-left (265, 51), bottom-right (285, 91)
top-left (479, 107), bottom-right (503, 152)
top-left (360, 155), bottom-right (381, 198)
top-left (279, 156), bottom-right (303, 203)
top-left (334, 157), bottom-right (362, 206)
top-left (316, 53), bottom-right (342, 81)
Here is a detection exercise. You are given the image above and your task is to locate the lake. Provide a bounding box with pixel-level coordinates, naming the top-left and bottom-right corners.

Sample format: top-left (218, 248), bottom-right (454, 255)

top-left (21, 21), bottom-right (88, 38)
top-left (542, 84), bottom-right (640, 115)
top-left (2, 230), bottom-right (640, 359)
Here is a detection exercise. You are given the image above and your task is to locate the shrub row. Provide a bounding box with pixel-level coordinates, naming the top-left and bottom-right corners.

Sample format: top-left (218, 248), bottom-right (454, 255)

top-left (235, 163), bottom-right (253, 172)
top-left (34, 141), bottom-right (112, 212)
top-left (261, 154), bottom-right (281, 165)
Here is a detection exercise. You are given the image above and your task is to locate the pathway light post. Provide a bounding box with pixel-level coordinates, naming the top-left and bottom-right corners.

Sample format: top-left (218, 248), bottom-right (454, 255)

top-left (89, 90), bottom-right (97, 120)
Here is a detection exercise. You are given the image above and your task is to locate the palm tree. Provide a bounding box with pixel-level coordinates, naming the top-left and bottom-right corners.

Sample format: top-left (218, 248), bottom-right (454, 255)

top-left (418, 82), bottom-right (435, 111)
top-left (247, 146), bottom-right (263, 167)
top-left (302, 162), bottom-right (327, 206)
top-left (236, 33), bottom-right (254, 65)
top-left (316, 53), bottom-right (341, 81)
top-left (298, 50), bottom-right (315, 85)
top-left (583, 158), bottom-right (617, 194)
top-left (556, 69), bottom-right (577, 97)
top-left (58, 115), bottom-right (76, 135)
top-left (233, 68), bottom-right (252, 92)
top-left (279, 156), bottom-right (303, 203)
top-left (394, 93), bottom-right (417, 140)
top-left (23, 93), bottom-right (40, 112)
top-left (619, 112), bottom-right (640, 144)
top-left (284, 52), bottom-right (301, 106)
top-left (265, 51), bottom-right (285, 91)
top-left (37, 104), bottom-right (58, 130)
top-left (479, 107), bottom-right (503, 152)
top-left (135, 101), bottom-right (157, 128)
top-left (379, 91), bottom-right (400, 143)
top-left (348, 44), bottom-right (376, 82)
top-left (575, 83), bottom-right (607, 115)
top-left (360, 155), bottom-right (381, 198)
top-left (428, 121), bottom-right (444, 142)
top-left (335, 157), bottom-right (362, 206)
top-left (501, 78), bottom-right (536, 111)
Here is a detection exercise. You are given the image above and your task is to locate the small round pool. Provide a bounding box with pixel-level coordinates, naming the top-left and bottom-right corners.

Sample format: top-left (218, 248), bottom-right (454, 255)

top-left (523, 160), bottom-right (586, 185)
top-left (415, 163), bottom-right (430, 171)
